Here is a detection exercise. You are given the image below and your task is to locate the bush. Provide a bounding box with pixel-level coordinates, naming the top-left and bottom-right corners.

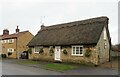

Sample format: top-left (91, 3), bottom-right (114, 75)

top-left (49, 47), bottom-right (54, 56)
top-left (39, 48), bottom-right (44, 54)
top-left (63, 48), bottom-right (67, 55)
top-left (8, 52), bottom-right (12, 56)
top-left (1, 54), bottom-right (7, 58)
top-left (85, 48), bottom-right (91, 57)
top-left (28, 48), bottom-right (32, 54)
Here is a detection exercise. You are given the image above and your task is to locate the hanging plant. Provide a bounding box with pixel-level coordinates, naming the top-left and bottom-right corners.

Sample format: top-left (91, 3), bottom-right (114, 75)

top-left (85, 48), bottom-right (92, 57)
top-left (63, 48), bottom-right (67, 55)
top-left (27, 48), bottom-right (32, 54)
top-left (39, 48), bottom-right (44, 54)
top-left (49, 46), bottom-right (54, 56)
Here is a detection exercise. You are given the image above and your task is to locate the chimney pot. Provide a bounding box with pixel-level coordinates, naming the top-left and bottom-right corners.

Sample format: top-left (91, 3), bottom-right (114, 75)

top-left (3, 29), bottom-right (9, 35)
top-left (16, 26), bottom-right (20, 33)
top-left (41, 24), bottom-right (45, 29)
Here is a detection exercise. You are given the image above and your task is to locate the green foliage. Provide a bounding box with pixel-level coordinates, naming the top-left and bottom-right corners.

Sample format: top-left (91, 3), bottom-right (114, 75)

top-left (8, 52), bottom-right (12, 56)
top-left (85, 48), bottom-right (91, 57)
top-left (18, 60), bottom-right (39, 65)
top-left (28, 48), bottom-right (32, 54)
top-left (44, 63), bottom-right (78, 72)
top-left (49, 46), bottom-right (54, 56)
top-left (39, 48), bottom-right (44, 54)
top-left (63, 48), bottom-right (67, 55)
top-left (1, 54), bottom-right (7, 58)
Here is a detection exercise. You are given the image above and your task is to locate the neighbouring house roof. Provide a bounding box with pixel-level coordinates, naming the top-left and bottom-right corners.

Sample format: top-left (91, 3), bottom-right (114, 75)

top-left (111, 44), bottom-right (120, 52)
top-left (28, 16), bottom-right (110, 46)
top-left (0, 31), bottom-right (29, 39)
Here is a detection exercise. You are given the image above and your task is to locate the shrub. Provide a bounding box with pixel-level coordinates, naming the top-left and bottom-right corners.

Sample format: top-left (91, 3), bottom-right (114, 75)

top-left (28, 48), bottom-right (32, 54)
top-left (39, 48), bottom-right (44, 54)
top-left (1, 54), bottom-right (7, 58)
top-left (8, 52), bottom-right (12, 56)
top-left (63, 48), bottom-right (67, 55)
top-left (85, 48), bottom-right (91, 57)
top-left (49, 47), bottom-right (54, 56)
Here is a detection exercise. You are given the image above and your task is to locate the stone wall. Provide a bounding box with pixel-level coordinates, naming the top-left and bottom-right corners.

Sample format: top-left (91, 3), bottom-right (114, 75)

top-left (29, 45), bottom-right (98, 65)
top-left (96, 27), bottom-right (110, 64)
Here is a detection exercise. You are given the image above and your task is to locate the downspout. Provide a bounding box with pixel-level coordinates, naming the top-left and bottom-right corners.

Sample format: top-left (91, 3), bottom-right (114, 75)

top-left (109, 37), bottom-right (111, 62)
top-left (16, 37), bottom-right (18, 59)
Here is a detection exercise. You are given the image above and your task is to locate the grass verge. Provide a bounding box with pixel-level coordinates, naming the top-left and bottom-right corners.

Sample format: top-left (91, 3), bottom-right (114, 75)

top-left (18, 60), bottom-right (40, 65)
top-left (44, 63), bottom-right (78, 72)
top-left (18, 60), bottom-right (78, 72)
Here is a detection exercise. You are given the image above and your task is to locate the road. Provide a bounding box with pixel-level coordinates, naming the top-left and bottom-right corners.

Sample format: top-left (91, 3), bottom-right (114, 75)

top-left (2, 59), bottom-right (119, 75)
top-left (2, 61), bottom-right (64, 75)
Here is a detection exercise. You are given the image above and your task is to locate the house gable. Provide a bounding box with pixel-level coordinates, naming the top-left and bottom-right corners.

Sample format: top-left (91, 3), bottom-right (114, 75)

top-left (96, 26), bottom-right (110, 64)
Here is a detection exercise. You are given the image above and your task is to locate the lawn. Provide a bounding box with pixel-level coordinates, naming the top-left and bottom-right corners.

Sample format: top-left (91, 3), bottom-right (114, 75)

top-left (44, 63), bottom-right (78, 72)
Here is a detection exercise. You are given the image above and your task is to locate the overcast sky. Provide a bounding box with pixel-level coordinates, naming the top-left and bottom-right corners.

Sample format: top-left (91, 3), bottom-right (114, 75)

top-left (0, 0), bottom-right (119, 45)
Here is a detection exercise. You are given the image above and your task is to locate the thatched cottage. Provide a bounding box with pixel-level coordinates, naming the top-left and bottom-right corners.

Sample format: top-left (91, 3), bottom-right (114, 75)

top-left (28, 16), bottom-right (111, 65)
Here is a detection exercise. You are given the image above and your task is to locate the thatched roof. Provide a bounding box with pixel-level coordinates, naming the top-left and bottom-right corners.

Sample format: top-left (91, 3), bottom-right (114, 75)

top-left (28, 16), bottom-right (109, 46)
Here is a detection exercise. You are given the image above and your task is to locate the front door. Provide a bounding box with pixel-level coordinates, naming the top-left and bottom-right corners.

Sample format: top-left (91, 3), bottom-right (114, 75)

top-left (55, 46), bottom-right (61, 61)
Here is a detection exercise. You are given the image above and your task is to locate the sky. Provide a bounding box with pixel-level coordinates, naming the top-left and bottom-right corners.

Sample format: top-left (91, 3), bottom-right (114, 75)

top-left (0, 0), bottom-right (119, 45)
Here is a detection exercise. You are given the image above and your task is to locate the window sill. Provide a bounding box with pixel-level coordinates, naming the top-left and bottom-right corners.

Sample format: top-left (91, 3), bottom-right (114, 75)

top-left (71, 54), bottom-right (83, 56)
top-left (34, 52), bottom-right (39, 54)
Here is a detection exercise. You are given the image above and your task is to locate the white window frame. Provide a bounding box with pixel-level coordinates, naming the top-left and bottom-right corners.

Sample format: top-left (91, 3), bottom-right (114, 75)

top-left (72, 46), bottom-right (84, 56)
top-left (4, 40), bottom-right (6, 43)
top-left (34, 46), bottom-right (43, 53)
top-left (8, 48), bottom-right (14, 52)
top-left (9, 39), bottom-right (14, 43)
top-left (104, 41), bottom-right (107, 49)
top-left (0, 40), bottom-right (2, 44)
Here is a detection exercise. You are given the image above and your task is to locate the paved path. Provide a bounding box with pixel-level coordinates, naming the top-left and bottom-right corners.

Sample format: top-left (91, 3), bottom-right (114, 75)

top-left (2, 59), bottom-right (119, 75)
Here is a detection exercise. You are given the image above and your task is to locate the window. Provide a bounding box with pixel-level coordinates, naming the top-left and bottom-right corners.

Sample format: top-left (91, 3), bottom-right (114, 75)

top-left (0, 40), bottom-right (2, 44)
top-left (8, 48), bottom-right (14, 52)
top-left (4, 40), bottom-right (6, 43)
top-left (104, 27), bottom-right (106, 40)
top-left (34, 47), bottom-right (40, 53)
top-left (104, 42), bottom-right (107, 49)
top-left (34, 47), bottom-right (43, 53)
top-left (9, 39), bottom-right (14, 43)
top-left (72, 46), bottom-right (83, 56)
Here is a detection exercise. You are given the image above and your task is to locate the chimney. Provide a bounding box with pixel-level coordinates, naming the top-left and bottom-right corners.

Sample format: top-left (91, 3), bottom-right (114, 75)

top-left (41, 24), bottom-right (45, 30)
top-left (3, 29), bottom-right (9, 35)
top-left (16, 26), bottom-right (20, 33)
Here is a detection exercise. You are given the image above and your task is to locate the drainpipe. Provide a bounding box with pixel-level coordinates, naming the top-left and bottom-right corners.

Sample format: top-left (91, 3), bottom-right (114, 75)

top-left (109, 37), bottom-right (111, 62)
top-left (16, 37), bottom-right (18, 59)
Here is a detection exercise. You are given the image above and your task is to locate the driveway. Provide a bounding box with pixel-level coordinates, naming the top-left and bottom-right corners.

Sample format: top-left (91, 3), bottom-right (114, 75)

top-left (2, 59), bottom-right (119, 75)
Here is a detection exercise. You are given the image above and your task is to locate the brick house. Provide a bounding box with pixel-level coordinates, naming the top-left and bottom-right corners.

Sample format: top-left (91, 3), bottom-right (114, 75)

top-left (28, 16), bottom-right (111, 65)
top-left (0, 26), bottom-right (34, 59)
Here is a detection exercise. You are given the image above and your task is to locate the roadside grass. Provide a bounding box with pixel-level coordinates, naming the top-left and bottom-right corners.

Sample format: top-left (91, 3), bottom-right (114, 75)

top-left (17, 60), bottom-right (79, 72)
top-left (43, 63), bottom-right (78, 72)
top-left (18, 60), bottom-right (40, 65)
